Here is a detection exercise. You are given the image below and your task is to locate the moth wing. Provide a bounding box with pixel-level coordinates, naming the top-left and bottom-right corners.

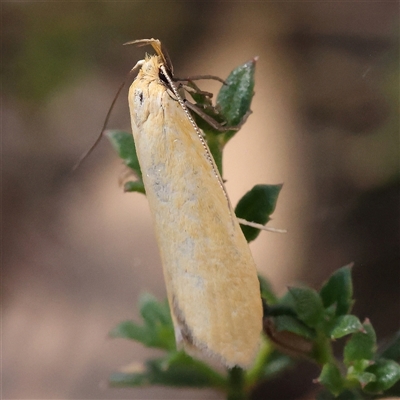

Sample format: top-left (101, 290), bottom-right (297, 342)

top-left (129, 58), bottom-right (262, 368)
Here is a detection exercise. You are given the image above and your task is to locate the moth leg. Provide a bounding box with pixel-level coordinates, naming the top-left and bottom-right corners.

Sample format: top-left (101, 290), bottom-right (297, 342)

top-left (175, 75), bottom-right (227, 85)
top-left (185, 101), bottom-right (252, 133)
top-left (184, 85), bottom-right (214, 100)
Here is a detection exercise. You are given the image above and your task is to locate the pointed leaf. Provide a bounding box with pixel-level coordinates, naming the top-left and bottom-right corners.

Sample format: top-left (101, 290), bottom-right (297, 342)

top-left (109, 320), bottom-right (148, 341)
top-left (106, 130), bottom-right (142, 179)
top-left (138, 293), bottom-right (172, 326)
top-left (364, 358), bottom-right (400, 393)
top-left (109, 294), bottom-right (175, 350)
top-left (344, 320), bottom-right (376, 366)
top-left (328, 315), bottom-right (364, 339)
top-left (235, 184), bottom-right (282, 242)
top-left (260, 352), bottom-right (293, 379)
top-left (288, 287), bottom-right (325, 328)
top-left (349, 370), bottom-right (376, 388)
top-left (249, 348), bottom-right (293, 382)
top-left (110, 352), bottom-right (227, 389)
top-left (109, 318), bottom-right (175, 351)
top-left (271, 315), bottom-right (316, 340)
top-left (320, 264), bottom-right (354, 316)
top-left (318, 363), bottom-right (345, 396)
top-left (217, 58), bottom-right (256, 139)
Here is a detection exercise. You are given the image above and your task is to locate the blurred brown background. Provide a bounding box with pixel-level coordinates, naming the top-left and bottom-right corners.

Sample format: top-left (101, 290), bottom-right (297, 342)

top-left (2, 2), bottom-right (399, 400)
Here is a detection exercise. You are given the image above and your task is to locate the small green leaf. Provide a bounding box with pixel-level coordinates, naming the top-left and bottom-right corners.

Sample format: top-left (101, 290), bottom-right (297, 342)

top-left (271, 315), bottom-right (316, 340)
top-left (278, 290), bottom-right (297, 309)
top-left (106, 130), bottom-right (142, 179)
top-left (138, 293), bottom-right (171, 326)
top-left (109, 318), bottom-right (175, 351)
top-left (217, 58), bottom-right (256, 137)
top-left (288, 287), bottom-right (325, 328)
top-left (124, 180), bottom-right (145, 194)
top-left (328, 315), bottom-right (364, 339)
top-left (320, 264), bottom-right (354, 316)
top-left (259, 274), bottom-right (278, 304)
top-left (235, 184), bottom-right (282, 242)
top-left (323, 304), bottom-right (338, 321)
top-left (318, 363), bottom-right (345, 396)
top-left (109, 320), bottom-right (147, 340)
top-left (349, 369), bottom-right (376, 388)
top-left (344, 320), bottom-right (376, 366)
top-left (379, 330), bottom-right (400, 361)
top-left (364, 359), bottom-right (400, 393)
top-left (110, 352), bottom-right (227, 389)
top-left (258, 352), bottom-right (293, 379)
top-left (109, 294), bottom-right (175, 351)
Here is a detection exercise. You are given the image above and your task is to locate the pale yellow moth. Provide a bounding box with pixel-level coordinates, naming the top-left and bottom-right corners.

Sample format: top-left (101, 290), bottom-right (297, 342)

top-left (127, 39), bottom-right (263, 368)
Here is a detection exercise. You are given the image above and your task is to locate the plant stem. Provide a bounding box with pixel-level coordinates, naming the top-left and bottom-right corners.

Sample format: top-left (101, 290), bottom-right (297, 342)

top-left (227, 366), bottom-right (247, 400)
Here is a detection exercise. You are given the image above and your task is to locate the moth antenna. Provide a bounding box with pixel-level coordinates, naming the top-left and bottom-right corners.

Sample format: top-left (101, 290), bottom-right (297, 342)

top-left (73, 61), bottom-right (144, 171)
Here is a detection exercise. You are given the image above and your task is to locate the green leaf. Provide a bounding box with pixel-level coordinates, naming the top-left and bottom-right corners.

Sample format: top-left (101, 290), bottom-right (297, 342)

top-left (379, 330), bottom-right (400, 361)
top-left (347, 359), bottom-right (374, 375)
top-left (138, 293), bottom-right (171, 326)
top-left (288, 287), bottom-right (325, 328)
top-left (318, 363), bottom-right (345, 396)
top-left (258, 274), bottom-right (278, 304)
top-left (109, 320), bottom-right (148, 341)
top-left (328, 315), bottom-right (364, 339)
top-left (110, 352), bottom-right (227, 389)
top-left (364, 359), bottom-right (400, 393)
top-left (278, 290), bottom-right (297, 309)
top-left (109, 294), bottom-right (175, 351)
top-left (271, 315), bottom-right (316, 340)
top-left (320, 264), bottom-right (354, 316)
top-left (350, 370), bottom-right (376, 388)
top-left (344, 320), bottom-right (376, 367)
top-left (106, 130), bottom-right (143, 179)
top-left (124, 180), bottom-right (145, 194)
top-left (217, 58), bottom-right (256, 137)
top-left (235, 184), bottom-right (282, 242)
top-left (254, 350), bottom-right (293, 380)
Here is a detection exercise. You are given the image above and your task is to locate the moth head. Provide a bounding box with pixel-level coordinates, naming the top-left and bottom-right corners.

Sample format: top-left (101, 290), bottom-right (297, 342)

top-left (124, 38), bottom-right (174, 78)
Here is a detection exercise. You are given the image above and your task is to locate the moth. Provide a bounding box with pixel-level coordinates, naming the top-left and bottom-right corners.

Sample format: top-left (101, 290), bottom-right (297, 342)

top-left (127, 39), bottom-right (262, 368)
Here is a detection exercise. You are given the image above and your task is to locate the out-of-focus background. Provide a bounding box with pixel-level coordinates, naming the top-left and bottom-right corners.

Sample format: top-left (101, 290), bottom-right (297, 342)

top-left (2, 3), bottom-right (399, 400)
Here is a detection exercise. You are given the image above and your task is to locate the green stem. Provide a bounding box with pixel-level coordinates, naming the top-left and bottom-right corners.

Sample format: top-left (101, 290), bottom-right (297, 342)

top-left (227, 366), bottom-right (247, 400)
top-left (313, 333), bottom-right (335, 366)
top-left (246, 338), bottom-right (273, 387)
